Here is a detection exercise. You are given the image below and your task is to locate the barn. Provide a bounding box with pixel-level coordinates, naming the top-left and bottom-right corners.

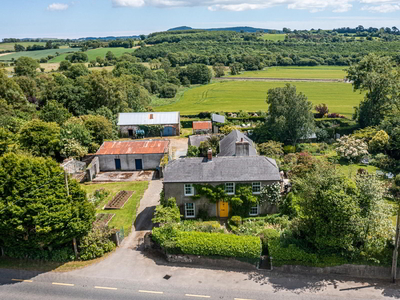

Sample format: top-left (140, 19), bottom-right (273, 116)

top-left (96, 140), bottom-right (170, 171)
top-left (117, 112), bottom-right (180, 137)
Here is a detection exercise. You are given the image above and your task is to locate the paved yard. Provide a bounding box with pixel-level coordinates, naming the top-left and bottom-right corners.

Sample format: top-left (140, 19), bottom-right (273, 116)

top-left (169, 137), bottom-right (188, 159)
top-left (92, 171), bottom-right (155, 182)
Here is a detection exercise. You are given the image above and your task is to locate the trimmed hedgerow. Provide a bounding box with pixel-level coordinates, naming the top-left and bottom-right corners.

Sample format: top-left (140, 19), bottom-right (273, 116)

top-left (175, 231), bottom-right (261, 259)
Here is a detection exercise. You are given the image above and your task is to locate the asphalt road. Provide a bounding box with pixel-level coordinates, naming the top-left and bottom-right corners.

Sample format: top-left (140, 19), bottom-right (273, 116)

top-left (1, 179), bottom-right (400, 300)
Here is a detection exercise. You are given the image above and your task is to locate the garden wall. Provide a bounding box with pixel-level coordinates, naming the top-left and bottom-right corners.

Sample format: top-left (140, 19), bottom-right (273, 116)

top-left (166, 253), bottom-right (257, 270)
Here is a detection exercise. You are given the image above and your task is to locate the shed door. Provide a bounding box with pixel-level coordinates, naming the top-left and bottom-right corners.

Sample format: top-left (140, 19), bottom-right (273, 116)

top-left (163, 126), bottom-right (175, 136)
top-left (135, 159), bottom-right (143, 170)
top-left (115, 159), bottom-right (121, 170)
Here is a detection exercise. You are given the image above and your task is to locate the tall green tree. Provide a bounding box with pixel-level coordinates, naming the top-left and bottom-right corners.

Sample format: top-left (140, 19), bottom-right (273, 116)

top-left (347, 54), bottom-right (399, 128)
top-left (14, 57), bottom-right (40, 77)
top-left (265, 84), bottom-right (314, 145)
top-left (39, 100), bottom-right (72, 125)
top-left (18, 119), bottom-right (61, 157)
top-left (0, 153), bottom-right (95, 252)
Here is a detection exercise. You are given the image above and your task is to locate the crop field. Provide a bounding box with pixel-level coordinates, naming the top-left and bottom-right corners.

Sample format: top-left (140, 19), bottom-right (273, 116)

top-left (49, 47), bottom-right (135, 62)
top-left (0, 42), bottom-right (47, 51)
top-left (0, 48), bottom-right (80, 61)
top-left (156, 81), bottom-right (364, 117)
top-left (228, 66), bottom-right (347, 80)
top-left (261, 34), bottom-right (286, 41)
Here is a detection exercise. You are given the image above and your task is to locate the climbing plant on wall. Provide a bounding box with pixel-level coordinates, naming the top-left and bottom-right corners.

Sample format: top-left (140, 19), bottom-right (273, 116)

top-left (192, 183), bottom-right (258, 217)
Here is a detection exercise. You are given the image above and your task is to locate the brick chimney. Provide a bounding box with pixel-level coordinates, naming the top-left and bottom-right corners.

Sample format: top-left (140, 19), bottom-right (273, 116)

top-left (207, 148), bottom-right (213, 161)
top-left (235, 138), bottom-right (250, 156)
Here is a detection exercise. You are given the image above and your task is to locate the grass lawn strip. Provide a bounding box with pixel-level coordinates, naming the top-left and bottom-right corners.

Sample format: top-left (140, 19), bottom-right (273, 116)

top-left (104, 190), bottom-right (134, 210)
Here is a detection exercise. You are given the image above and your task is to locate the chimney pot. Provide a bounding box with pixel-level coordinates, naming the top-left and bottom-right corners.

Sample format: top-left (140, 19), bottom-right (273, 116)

top-left (207, 148), bottom-right (213, 161)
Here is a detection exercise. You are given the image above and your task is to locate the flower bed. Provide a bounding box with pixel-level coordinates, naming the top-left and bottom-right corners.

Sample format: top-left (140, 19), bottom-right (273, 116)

top-left (104, 191), bottom-right (134, 210)
top-left (94, 213), bottom-right (115, 226)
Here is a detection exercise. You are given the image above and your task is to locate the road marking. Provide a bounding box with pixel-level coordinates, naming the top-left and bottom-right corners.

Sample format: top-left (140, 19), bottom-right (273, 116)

top-left (11, 279), bottom-right (33, 282)
top-left (185, 294), bottom-right (211, 298)
top-left (139, 290), bottom-right (164, 294)
top-left (52, 282), bottom-right (75, 287)
top-left (95, 286), bottom-right (118, 290)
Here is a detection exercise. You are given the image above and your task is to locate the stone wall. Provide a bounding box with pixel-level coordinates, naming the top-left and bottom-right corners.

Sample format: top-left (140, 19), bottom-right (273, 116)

top-left (119, 123), bottom-right (180, 137)
top-left (164, 181), bottom-right (279, 218)
top-left (86, 156), bottom-right (100, 181)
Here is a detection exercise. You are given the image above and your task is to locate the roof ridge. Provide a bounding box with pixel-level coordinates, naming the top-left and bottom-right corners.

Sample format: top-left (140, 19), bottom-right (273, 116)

top-left (263, 156), bottom-right (279, 169)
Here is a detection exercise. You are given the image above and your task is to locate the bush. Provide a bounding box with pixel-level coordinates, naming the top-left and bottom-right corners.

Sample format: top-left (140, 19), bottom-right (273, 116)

top-left (315, 103), bottom-right (329, 118)
top-left (369, 130), bottom-right (389, 153)
top-left (175, 231), bottom-right (261, 260)
top-left (283, 145), bottom-right (296, 153)
top-left (152, 198), bottom-right (181, 225)
top-left (258, 141), bottom-right (284, 157)
top-left (268, 238), bottom-right (318, 264)
top-left (79, 226), bottom-right (116, 261)
top-left (336, 135), bottom-right (368, 162)
top-left (230, 216), bottom-right (242, 226)
top-left (159, 83), bottom-right (178, 98)
top-left (187, 145), bottom-right (200, 157)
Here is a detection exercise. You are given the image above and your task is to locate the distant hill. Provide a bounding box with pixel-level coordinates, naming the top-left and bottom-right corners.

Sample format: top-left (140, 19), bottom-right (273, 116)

top-left (168, 26), bottom-right (279, 33)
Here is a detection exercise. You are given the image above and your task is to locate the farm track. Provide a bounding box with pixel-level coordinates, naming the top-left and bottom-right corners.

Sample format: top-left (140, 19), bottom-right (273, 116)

top-left (214, 77), bottom-right (346, 83)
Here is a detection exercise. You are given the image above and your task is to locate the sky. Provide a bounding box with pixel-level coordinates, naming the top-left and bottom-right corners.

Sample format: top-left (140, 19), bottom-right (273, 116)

top-left (0, 0), bottom-right (399, 39)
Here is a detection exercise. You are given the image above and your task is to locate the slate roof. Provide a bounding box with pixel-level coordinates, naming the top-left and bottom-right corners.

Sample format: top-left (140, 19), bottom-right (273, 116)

top-left (96, 140), bottom-right (169, 155)
top-left (117, 112), bottom-right (180, 126)
top-left (218, 130), bottom-right (257, 156)
top-left (212, 114), bottom-right (225, 123)
top-left (188, 135), bottom-right (211, 147)
top-left (164, 156), bottom-right (281, 183)
top-left (193, 121), bottom-right (212, 130)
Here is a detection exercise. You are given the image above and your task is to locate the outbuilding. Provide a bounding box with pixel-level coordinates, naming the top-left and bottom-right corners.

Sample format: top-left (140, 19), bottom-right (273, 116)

top-left (96, 140), bottom-right (170, 171)
top-left (193, 121), bottom-right (212, 135)
top-left (117, 112), bottom-right (180, 137)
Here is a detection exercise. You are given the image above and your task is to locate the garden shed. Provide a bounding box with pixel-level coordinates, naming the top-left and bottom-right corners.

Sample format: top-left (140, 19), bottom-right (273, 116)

top-left (96, 140), bottom-right (170, 171)
top-left (117, 112), bottom-right (180, 137)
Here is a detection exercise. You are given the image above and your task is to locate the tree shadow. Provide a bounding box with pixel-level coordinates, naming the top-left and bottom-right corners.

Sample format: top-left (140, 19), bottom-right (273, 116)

top-left (137, 242), bottom-right (400, 298)
top-left (134, 206), bottom-right (156, 231)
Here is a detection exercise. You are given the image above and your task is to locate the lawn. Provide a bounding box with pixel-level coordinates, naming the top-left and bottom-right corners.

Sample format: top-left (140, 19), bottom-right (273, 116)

top-left (156, 81), bottom-right (363, 117)
top-left (0, 42), bottom-right (47, 51)
top-left (0, 48), bottom-right (80, 61)
top-left (227, 66), bottom-right (347, 80)
top-left (337, 162), bottom-right (379, 178)
top-left (49, 47), bottom-right (135, 63)
top-left (81, 181), bottom-right (148, 235)
top-left (261, 34), bottom-right (286, 41)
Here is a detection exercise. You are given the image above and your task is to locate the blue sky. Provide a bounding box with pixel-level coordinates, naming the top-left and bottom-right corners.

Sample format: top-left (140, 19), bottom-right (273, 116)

top-left (0, 0), bottom-right (399, 39)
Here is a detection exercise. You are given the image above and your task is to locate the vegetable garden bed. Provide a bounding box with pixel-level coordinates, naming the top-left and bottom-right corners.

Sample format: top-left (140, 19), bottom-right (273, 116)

top-left (104, 191), bottom-right (134, 210)
top-left (94, 213), bottom-right (115, 226)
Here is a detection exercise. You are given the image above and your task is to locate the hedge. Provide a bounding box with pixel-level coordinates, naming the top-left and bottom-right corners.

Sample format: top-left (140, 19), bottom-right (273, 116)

top-left (268, 238), bottom-right (318, 264)
top-left (175, 231), bottom-right (261, 260)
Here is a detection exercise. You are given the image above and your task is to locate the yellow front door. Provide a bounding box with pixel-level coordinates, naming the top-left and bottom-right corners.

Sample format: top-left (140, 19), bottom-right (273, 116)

top-left (219, 201), bottom-right (229, 218)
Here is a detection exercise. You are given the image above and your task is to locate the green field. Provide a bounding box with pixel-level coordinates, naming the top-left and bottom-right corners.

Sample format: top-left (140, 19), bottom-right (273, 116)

top-left (0, 42), bottom-right (47, 51)
top-left (156, 81), bottom-right (363, 117)
top-left (261, 34), bottom-right (286, 41)
top-left (0, 48), bottom-right (80, 61)
top-left (49, 47), bottom-right (135, 62)
top-left (228, 66), bottom-right (347, 80)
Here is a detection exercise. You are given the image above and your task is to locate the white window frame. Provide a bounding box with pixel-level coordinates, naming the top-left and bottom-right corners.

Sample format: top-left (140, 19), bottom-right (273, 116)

top-left (252, 182), bottom-right (261, 195)
top-left (184, 184), bottom-right (194, 196)
top-left (185, 203), bottom-right (196, 218)
top-left (225, 182), bottom-right (235, 195)
top-left (249, 203), bottom-right (259, 216)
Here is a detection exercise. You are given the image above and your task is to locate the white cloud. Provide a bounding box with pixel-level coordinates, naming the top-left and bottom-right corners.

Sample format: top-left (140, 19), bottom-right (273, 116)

top-left (110, 0), bottom-right (400, 13)
top-left (361, 3), bottom-right (400, 12)
top-left (47, 3), bottom-right (69, 11)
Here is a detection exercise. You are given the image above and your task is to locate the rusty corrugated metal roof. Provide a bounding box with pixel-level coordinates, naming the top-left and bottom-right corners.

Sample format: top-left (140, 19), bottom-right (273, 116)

top-left (193, 121), bottom-right (212, 130)
top-left (96, 140), bottom-right (169, 155)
